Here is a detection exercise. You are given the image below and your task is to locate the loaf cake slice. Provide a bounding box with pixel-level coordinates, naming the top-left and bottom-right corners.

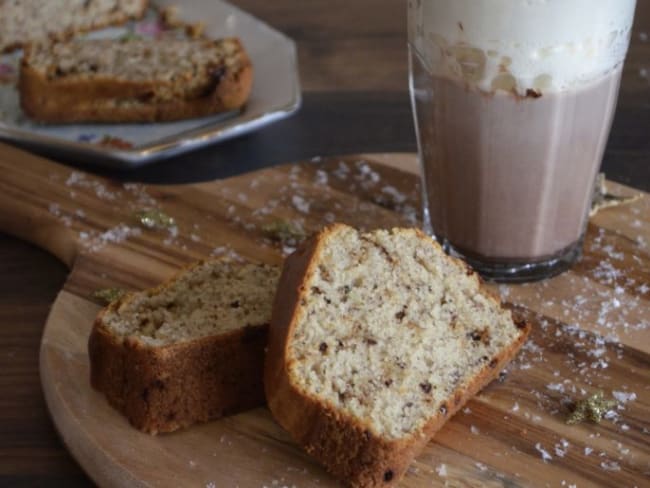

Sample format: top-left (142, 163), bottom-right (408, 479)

top-left (0, 0), bottom-right (149, 53)
top-left (89, 260), bottom-right (279, 434)
top-left (265, 224), bottom-right (530, 487)
top-left (20, 37), bottom-right (253, 123)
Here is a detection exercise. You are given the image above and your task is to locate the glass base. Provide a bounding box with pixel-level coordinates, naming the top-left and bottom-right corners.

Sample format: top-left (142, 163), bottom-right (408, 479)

top-left (441, 239), bottom-right (584, 283)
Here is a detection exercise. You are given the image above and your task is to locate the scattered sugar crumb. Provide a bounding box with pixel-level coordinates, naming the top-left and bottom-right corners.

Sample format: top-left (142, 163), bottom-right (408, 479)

top-left (470, 425), bottom-right (480, 435)
top-left (588, 347), bottom-right (607, 358)
top-left (162, 225), bottom-right (180, 246)
top-left (435, 464), bottom-right (447, 477)
top-left (535, 443), bottom-right (553, 463)
top-left (356, 162), bottom-right (381, 185)
top-left (600, 461), bottom-right (621, 472)
top-left (333, 161), bottom-right (350, 179)
top-left (291, 195), bottom-right (310, 213)
top-left (282, 245), bottom-right (297, 256)
top-left (381, 185), bottom-right (407, 204)
top-left (65, 171), bottom-right (84, 186)
top-left (79, 224), bottom-right (142, 252)
top-left (612, 391), bottom-right (637, 404)
top-left (555, 439), bottom-right (569, 458)
top-left (211, 246), bottom-right (243, 262)
top-left (314, 169), bottom-right (329, 185)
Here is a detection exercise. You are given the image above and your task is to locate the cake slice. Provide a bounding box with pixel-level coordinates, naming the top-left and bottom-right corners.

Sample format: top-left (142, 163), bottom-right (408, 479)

top-left (89, 260), bottom-right (279, 434)
top-left (265, 224), bottom-right (530, 487)
top-left (19, 37), bottom-right (253, 123)
top-left (0, 0), bottom-right (149, 53)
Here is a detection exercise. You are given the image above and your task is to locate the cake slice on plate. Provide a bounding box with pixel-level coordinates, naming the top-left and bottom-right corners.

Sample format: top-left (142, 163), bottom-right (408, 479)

top-left (20, 37), bottom-right (252, 123)
top-left (1, 0), bottom-right (149, 53)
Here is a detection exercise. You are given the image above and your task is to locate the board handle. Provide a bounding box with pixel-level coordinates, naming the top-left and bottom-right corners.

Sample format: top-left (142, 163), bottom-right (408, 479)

top-left (0, 142), bottom-right (124, 267)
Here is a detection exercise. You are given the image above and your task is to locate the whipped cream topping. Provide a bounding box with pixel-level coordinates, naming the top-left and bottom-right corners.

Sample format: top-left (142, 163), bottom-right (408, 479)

top-left (408, 0), bottom-right (637, 94)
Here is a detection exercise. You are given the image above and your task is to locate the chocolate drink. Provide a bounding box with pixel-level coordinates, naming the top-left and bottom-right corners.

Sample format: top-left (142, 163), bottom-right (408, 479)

top-left (408, 0), bottom-right (636, 279)
top-left (411, 52), bottom-right (623, 262)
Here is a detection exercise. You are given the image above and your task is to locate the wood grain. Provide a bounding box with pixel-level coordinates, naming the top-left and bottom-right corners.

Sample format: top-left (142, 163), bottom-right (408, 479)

top-left (1, 1), bottom-right (649, 486)
top-left (0, 142), bottom-right (648, 486)
top-left (0, 238), bottom-right (91, 487)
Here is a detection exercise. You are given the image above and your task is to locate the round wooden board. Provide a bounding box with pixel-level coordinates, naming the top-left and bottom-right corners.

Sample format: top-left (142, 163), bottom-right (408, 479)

top-left (0, 145), bottom-right (646, 487)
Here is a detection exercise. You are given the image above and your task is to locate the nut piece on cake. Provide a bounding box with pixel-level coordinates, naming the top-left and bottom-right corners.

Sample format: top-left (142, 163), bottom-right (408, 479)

top-left (265, 224), bottom-right (530, 487)
top-left (19, 37), bottom-right (253, 123)
top-left (89, 260), bottom-right (279, 434)
top-left (0, 0), bottom-right (149, 53)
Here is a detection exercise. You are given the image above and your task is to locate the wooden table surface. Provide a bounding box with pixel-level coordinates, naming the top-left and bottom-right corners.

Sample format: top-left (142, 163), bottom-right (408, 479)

top-left (1, 1), bottom-right (649, 486)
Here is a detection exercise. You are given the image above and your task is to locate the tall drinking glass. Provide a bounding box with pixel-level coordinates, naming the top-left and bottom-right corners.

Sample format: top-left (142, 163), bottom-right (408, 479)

top-left (408, 0), bottom-right (637, 282)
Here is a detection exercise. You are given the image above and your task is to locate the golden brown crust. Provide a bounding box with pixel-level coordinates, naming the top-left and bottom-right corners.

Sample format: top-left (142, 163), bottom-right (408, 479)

top-left (1, 0), bottom-right (150, 54)
top-left (88, 260), bottom-right (269, 435)
top-left (264, 224), bottom-right (531, 487)
top-left (89, 317), bottom-right (267, 434)
top-left (18, 38), bottom-right (253, 123)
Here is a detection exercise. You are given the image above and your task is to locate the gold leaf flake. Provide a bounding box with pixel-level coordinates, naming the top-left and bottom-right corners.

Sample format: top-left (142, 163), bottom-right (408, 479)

top-left (92, 287), bottom-right (126, 305)
top-left (566, 391), bottom-right (618, 425)
top-left (135, 209), bottom-right (176, 230)
top-left (262, 219), bottom-right (307, 245)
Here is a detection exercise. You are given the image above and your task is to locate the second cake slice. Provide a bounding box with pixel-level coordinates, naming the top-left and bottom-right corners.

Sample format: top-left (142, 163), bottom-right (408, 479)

top-left (89, 260), bottom-right (279, 434)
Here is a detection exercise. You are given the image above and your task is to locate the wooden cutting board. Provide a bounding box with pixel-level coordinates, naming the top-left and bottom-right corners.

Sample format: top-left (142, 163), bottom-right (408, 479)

top-left (0, 142), bottom-right (648, 488)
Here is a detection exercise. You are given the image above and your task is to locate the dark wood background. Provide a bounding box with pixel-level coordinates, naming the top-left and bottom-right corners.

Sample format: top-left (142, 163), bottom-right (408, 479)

top-left (1, 1), bottom-right (649, 485)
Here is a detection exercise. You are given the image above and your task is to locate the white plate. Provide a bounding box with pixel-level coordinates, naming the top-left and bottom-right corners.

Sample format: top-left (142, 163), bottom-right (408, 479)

top-left (0, 0), bottom-right (301, 168)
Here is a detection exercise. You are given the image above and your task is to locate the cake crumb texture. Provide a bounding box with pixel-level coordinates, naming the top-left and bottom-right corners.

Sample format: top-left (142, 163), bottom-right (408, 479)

top-left (89, 260), bottom-right (280, 434)
top-left (1, 0), bottom-right (149, 53)
top-left (265, 224), bottom-right (530, 487)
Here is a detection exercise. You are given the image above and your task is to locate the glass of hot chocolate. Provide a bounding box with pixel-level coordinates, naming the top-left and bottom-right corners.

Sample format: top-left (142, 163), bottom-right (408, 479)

top-left (408, 0), bottom-right (637, 282)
